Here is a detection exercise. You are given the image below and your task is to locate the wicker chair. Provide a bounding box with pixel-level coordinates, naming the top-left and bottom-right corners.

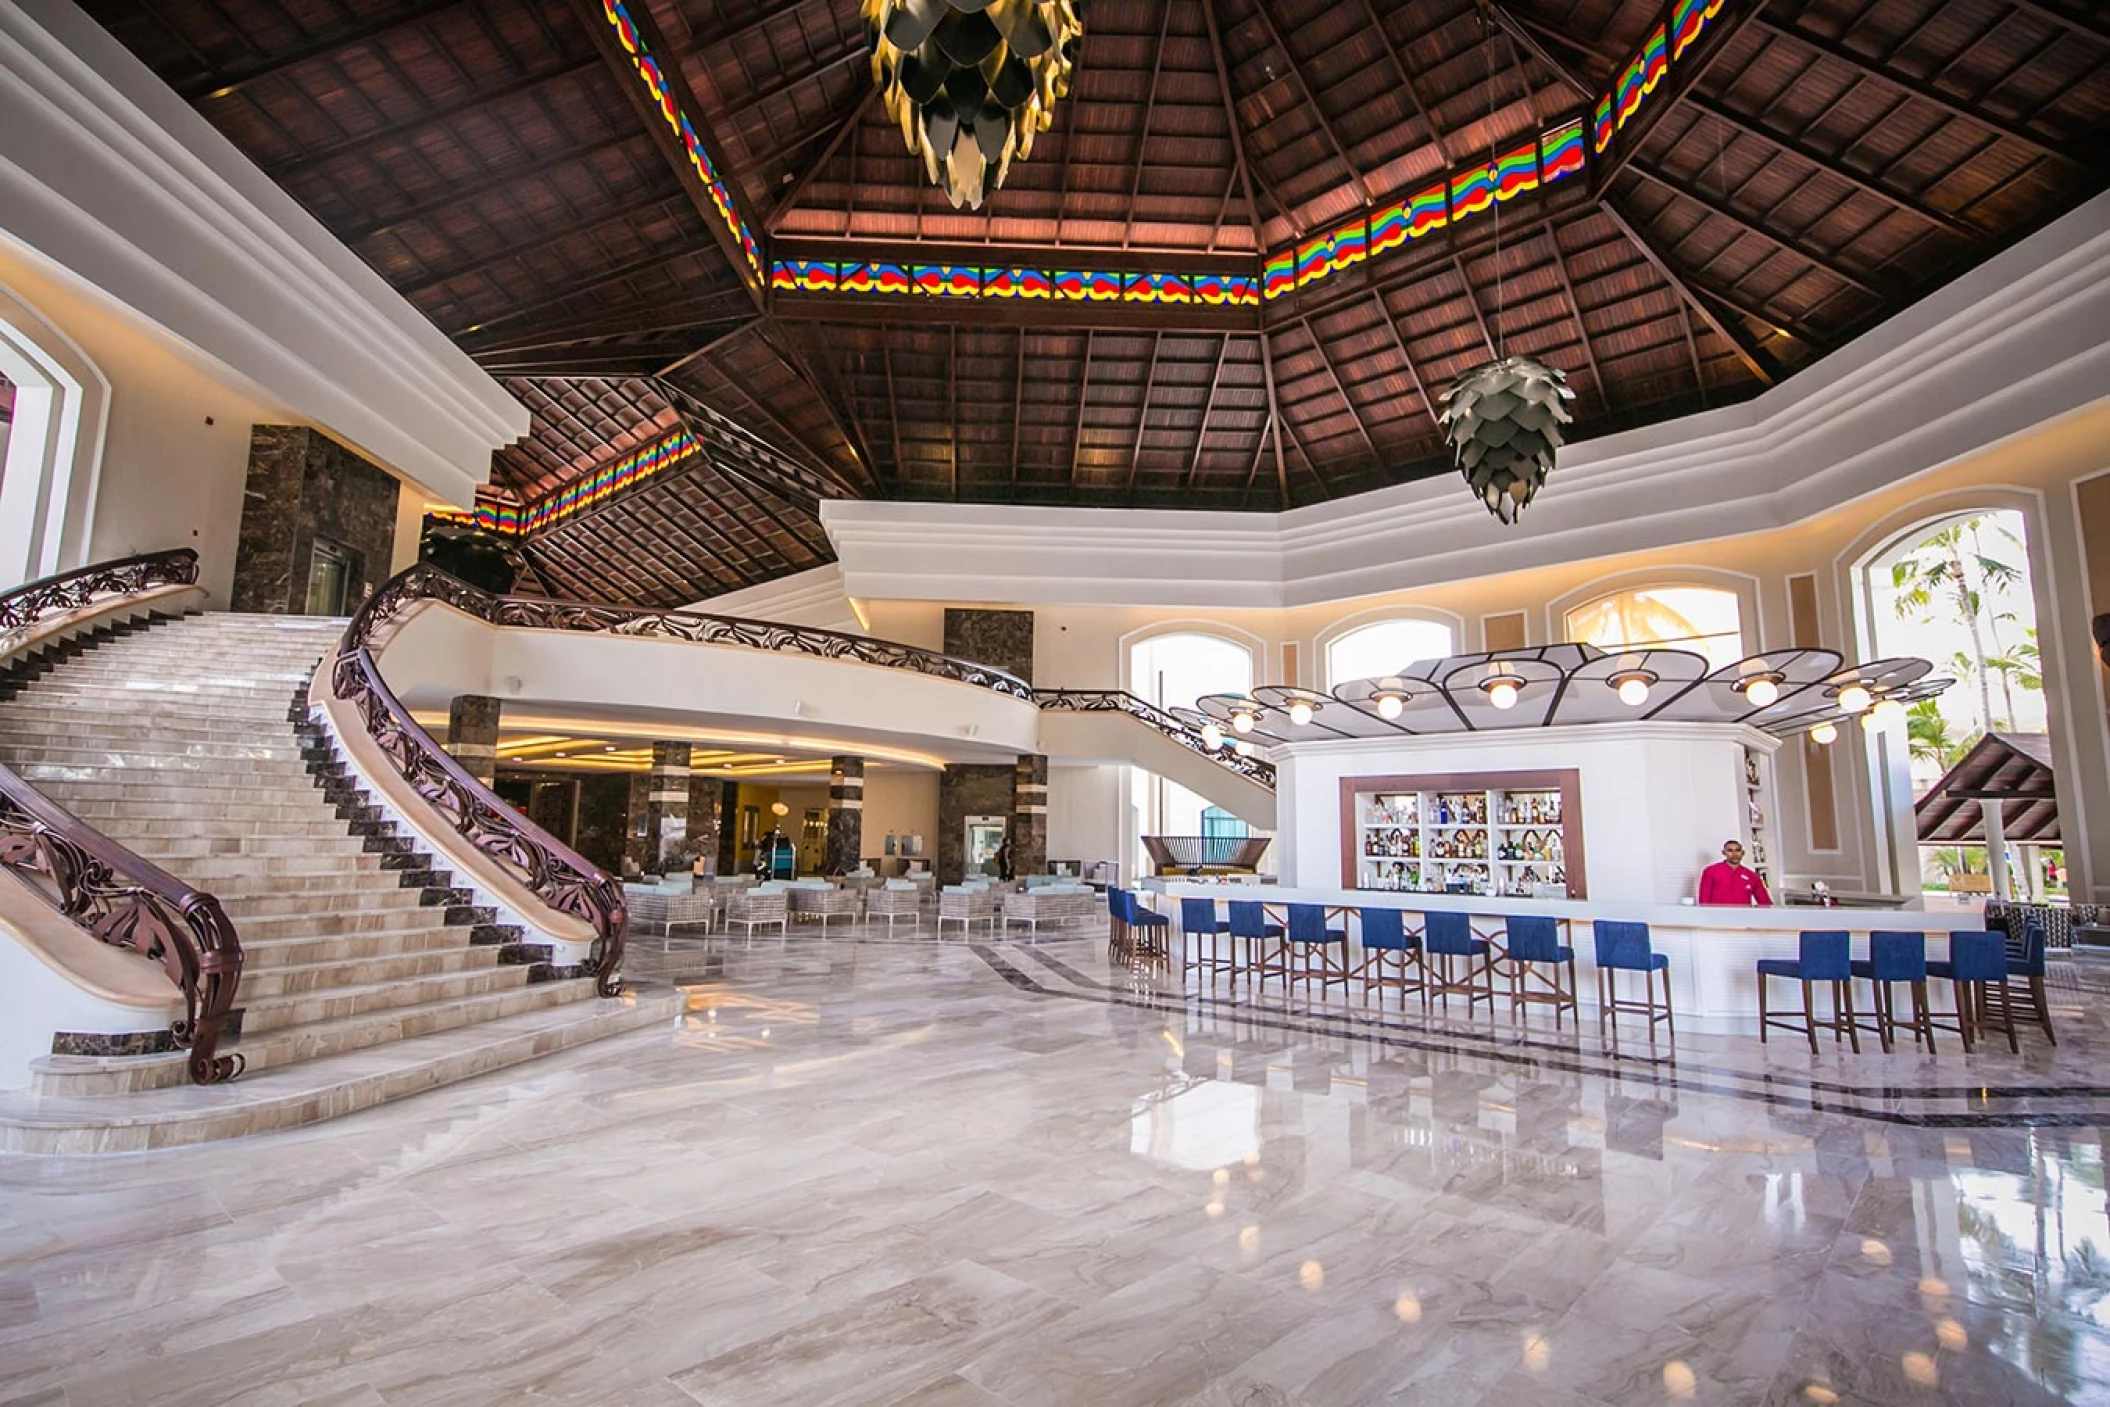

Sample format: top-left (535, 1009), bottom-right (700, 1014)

top-left (1001, 887), bottom-right (1097, 936)
top-left (866, 886), bottom-right (922, 933)
top-left (724, 888), bottom-right (789, 940)
top-left (789, 884), bottom-right (860, 931)
top-left (937, 887), bottom-right (999, 937)
top-left (624, 885), bottom-right (716, 938)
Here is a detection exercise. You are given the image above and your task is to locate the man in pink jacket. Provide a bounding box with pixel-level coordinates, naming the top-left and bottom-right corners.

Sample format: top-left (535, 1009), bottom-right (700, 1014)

top-left (1698, 840), bottom-right (1772, 906)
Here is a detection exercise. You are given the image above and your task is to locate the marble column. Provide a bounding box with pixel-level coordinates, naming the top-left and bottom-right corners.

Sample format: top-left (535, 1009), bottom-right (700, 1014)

top-left (445, 694), bottom-right (501, 787)
top-left (943, 608), bottom-right (1035, 683)
top-left (645, 742), bottom-right (691, 873)
top-left (826, 757), bottom-right (864, 874)
top-left (687, 773), bottom-right (724, 876)
top-left (623, 774), bottom-right (652, 874)
top-left (1012, 754), bottom-right (1048, 877)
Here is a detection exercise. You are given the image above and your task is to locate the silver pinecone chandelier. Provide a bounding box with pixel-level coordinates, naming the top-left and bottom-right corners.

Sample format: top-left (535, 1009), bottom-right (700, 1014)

top-left (1438, 356), bottom-right (1575, 524)
top-left (864, 0), bottom-right (1081, 210)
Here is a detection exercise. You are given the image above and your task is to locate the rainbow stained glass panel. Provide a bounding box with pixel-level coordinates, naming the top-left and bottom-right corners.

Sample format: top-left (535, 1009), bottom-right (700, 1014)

top-left (1493, 142), bottom-right (1539, 202)
top-left (1640, 24), bottom-right (1668, 97)
top-left (1124, 273), bottom-right (1192, 303)
top-left (1451, 166), bottom-right (1494, 220)
top-left (1263, 251), bottom-right (1296, 299)
top-left (1593, 95), bottom-right (1614, 153)
top-left (911, 264), bottom-right (980, 295)
top-left (1540, 122), bottom-right (1585, 183)
top-left (1670, 0), bottom-right (1723, 58)
top-left (1406, 183), bottom-right (1448, 238)
top-left (1222, 275), bottom-right (1260, 306)
top-left (1296, 233), bottom-right (1331, 288)
top-left (1616, 51), bottom-right (1648, 127)
top-left (769, 262), bottom-right (799, 292)
top-left (1331, 218), bottom-right (1368, 271)
top-left (868, 263), bottom-right (914, 294)
top-left (1370, 201), bottom-right (1409, 256)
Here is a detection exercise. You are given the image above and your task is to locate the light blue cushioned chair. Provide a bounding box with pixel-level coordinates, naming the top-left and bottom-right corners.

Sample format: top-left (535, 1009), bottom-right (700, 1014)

top-left (1757, 930), bottom-right (1858, 1054)
top-left (1927, 930), bottom-right (2018, 1053)
top-left (1354, 907), bottom-right (1423, 1010)
top-left (1502, 914), bottom-right (1578, 1027)
top-left (1423, 911), bottom-right (1495, 1017)
top-left (1850, 931), bottom-right (1933, 1054)
top-left (1284, 903), bottom-right (1350, 998)
top-left (1592, 920), bottom-right (1673, 1042)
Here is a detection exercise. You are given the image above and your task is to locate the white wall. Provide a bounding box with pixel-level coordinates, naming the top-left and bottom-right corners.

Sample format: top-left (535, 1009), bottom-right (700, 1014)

top-left (862, 770), bottom-right (939, 858)
top-left (1049, 764), bottom-right (1122, 870)
top-left (1276, 724), bottom-right (1770, 905)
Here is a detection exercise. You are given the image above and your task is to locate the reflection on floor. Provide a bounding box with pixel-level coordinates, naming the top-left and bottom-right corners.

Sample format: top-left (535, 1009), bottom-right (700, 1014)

top-left (3, 923), bottom-right (2107, 1406)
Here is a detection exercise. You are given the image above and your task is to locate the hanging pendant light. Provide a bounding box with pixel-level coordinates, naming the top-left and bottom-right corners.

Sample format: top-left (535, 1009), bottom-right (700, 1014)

top-left (1438, 356), bottom-right (1576, 524)
top-left (864, 0), bottom-right (1081, 210)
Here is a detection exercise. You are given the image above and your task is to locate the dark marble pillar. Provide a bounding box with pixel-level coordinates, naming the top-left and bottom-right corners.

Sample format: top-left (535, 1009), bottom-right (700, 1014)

top-left (687, 773), bottom-right (723, 875)
top-left (715, 780), bottom-right (739, 874)
top-left (938, 764), bottom-right (1015, 884)
top-left (1011, 754), bottom-right (1048, 877)
top-left (644, 741), bottom-right (691, 873)
top-left (445, 695), bottom-right (501, 787)
top-left (826, 756), bottom-right (864, 874)
top-left (623, 774), bottom-right (652, 874)
top-left (232, 425), bottom-right (400, 615)
top-left (943, 608), bottom-right (1035, 684)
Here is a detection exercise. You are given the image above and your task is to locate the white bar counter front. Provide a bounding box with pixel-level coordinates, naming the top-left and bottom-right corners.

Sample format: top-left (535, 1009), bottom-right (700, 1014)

top-left (1142, 880), bottom-right (1987, 1034)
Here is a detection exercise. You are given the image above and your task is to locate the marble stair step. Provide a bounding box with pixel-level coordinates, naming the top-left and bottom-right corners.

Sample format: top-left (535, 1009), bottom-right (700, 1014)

top-left (31, 977), bottom-right (602, 1096)
top-left (239, 922), bottom-right (488, 967)
top-left (141, 852), bottom-right (384, 880)
top-left (235, 964), bottom-right (531, 1034)
top-left (0, 700), bottom-right (297, 726)
top-left (0, 713), bottom-right (304, 739)
top-left (0, 745), bottom-right (312, 770)
top-left (4, 983), bottom-right (670, 1147)
top-left (12, 771), bottom-right (332, 797)
top-left (56, 799), bottom-right (345, 825)
top-left (44, 813), bottom-right (352, 840)
top-left (238, 944), bottom-right (501, 998)
top-left (113, 832), bottom-right (373, 860)
top-left (220, 887), bottom-right (440, 919)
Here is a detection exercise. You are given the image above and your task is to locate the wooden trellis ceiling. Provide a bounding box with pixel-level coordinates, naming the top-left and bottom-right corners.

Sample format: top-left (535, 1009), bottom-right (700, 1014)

top-left (84, 0), bottom-right (2110, 599)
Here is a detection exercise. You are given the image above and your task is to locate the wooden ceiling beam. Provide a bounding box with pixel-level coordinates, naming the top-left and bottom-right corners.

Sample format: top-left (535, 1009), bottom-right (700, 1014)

top-left (1244, 0), bottom-right (1371, 207)
top-left (767, 89), bottom-right (877, 233)
top-left (770, 293), bottom-right (1257, 334)
top-left (1752, 10), bottom-right (2102, 171)
top-left (1183, 334), bottom-right (1233, 490)
top-left (1450, 256), bottom-right (1499, 360)
top-left (177, 0), bottom-right (477, 102)
top-left (1202, 0), bottom-right (1294, 237)
top-left (446, 246), bottom-right (723, 337)
top-left (1356, 0), bottom-right (1453, 163)
top-left (1365, 291), bottom-right (1438, 431)
top-left (1296, 318), bottom-right (1380, 467)
top-left (1122, 0), bottom-right (1177, 250)
top-left (565, 0), bottom-right (765, 308)
top-left (1591, 200), bottom-right (1779, 386)
top-left (1258, 329), bottom-right (1288, 506)
top-left (1625, 162), bottom-right (1892, 297)
top-left (398, 189), bottom-right (691, 298)
top-left (1678, 94), bottom-right (1990, 241)
top-left (1011, 329), bottom-right (1025, 486)
top-left (1542, 229), bottom-right (1607, 414)
top-left (270, 57), bottom-right (599, 177)
top-left (1069, 330), bottom-right (1095, 490)
top-left (1125, 331), bottom-right (1164, 491)
top-left (1595, 0), bottom-right (1763, 191)
top-left (339, 133), bottom-right (646, 243)
top-left (748, 326), bottom-right (882, 498)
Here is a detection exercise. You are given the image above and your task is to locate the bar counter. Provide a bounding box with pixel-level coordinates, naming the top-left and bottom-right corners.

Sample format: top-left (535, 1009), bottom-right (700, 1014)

top-left (1143, 880), bottom-right (1989, 1034)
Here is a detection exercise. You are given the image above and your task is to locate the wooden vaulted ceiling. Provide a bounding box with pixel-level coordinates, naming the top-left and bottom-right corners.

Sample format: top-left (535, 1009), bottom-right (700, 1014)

top-left (84, 0), bottom-right (2110, 604)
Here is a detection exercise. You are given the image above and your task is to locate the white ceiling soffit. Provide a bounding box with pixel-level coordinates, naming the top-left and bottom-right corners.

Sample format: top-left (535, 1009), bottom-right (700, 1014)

top-left (0, 0), bottom-right (529, 506)
top-left (824, 189), bottom-right (2110, 610)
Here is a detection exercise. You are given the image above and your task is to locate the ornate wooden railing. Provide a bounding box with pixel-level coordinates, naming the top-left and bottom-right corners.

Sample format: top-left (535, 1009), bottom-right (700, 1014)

top-left (0, 548), bottom-right (244, 1083)
top-left (346, 563), bottom-right (1034, 700)
top-left (0, 548), bottom-right (201, 638)
top-left (1036, 688), bottom-right (1279, 789)
top-left (331, 567), bottom-right (629, 996)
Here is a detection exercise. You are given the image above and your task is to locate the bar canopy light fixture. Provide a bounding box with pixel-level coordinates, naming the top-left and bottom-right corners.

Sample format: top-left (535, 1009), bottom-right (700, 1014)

top-left (864, 0), bottom-right (1081, 209)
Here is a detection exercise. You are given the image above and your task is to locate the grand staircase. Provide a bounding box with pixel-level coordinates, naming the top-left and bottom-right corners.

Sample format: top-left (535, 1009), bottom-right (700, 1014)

top-left (0, 611), bottom-right (673, 1153)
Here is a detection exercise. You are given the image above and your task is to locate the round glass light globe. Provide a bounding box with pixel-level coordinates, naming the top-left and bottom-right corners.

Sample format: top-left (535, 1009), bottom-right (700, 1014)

top-left (1488, 680), bottom-right (1520, 711)
top-left (1288, 700), bottom-right (1314, 726)
top-left (1744, 677), bottom-right (1780, 708)
top-left (1234, 740), bottom-right (1255, 757)
top-left (1872, 697), bottom-right (1906, 727)
top-left (1616, 676), bottom-right (1650, 707)
top-left (1837, 683), bottom-right (1873, 714)
top-left (1810, 721), bottom-right (1838, 745)
top-left (1200, 723), bottom-right (1225, 749)
top-left (1375, 693), bottom-right (1405, 721)
top-left (1231, 711), bottom-right (1255, 734)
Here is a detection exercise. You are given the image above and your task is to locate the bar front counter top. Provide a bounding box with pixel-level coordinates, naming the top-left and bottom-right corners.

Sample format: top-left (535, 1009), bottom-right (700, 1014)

top-left (1142, 880), bottom-right (1992, 1034)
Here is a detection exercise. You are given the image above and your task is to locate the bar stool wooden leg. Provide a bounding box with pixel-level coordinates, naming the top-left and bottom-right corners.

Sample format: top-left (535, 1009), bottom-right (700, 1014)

top-left (1801, 978), bottom-right (1818, 1054)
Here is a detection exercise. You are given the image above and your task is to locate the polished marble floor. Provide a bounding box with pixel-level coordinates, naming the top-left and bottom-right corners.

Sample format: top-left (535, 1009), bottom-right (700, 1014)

top-left (4, 925), bottom-right (2110, 1406)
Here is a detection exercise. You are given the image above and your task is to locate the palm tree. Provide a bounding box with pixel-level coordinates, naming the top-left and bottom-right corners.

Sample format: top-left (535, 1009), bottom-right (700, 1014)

top-left (1890, 516), bottom-right (2022, 731)
top-left (1987, 624), bottom-right (2043, 722)
top-left (1907, 699), bottom-right (1967, 770)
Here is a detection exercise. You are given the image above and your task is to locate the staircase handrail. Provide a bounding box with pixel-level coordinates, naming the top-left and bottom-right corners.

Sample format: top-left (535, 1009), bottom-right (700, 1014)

top-left (1035, 688), bottom-right (1278, 789)
top-left (347, 563), bottom-right (1035, 701)
top-left (0, 548), bottom-right (244, 1084)
top-left (332, 566), bottom-right (629, 996)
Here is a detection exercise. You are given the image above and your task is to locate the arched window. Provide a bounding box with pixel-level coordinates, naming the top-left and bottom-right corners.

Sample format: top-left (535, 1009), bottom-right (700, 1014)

top-left (1128, 631), bottom-right (1254, 711)
top-left (1325, 618), bottom-right (1455, 688)
top-left (1565, 586), bottom-right (1744, 669)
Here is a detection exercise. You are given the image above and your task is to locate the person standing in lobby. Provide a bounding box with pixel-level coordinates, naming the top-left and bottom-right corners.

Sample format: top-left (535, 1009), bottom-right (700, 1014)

top-left (1698, 840), bottom-right (1772, 906)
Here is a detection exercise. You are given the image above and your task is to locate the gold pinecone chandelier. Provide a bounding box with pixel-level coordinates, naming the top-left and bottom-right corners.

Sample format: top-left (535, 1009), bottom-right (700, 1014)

top-left (1438, 356), bottom-right (1576, 524)
top-left (864, 0), bottom-right (1081, 210)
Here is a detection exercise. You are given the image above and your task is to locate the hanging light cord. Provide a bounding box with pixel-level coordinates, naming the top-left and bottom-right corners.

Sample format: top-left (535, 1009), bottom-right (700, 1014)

top-left (1485, 10), bottom-right (1504, 361)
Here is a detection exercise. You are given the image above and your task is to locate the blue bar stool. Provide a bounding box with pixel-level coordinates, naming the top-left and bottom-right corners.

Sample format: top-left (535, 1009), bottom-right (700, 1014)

top-left (1284, 903), bottom-right (1351, 999)
top-left (1593, 920), bottom-right (1674, 1042)
top-left (1757, 930), bottom-right (1859, 1054)
top-left (1123, 890), bottom-right (1172, 962)
top-left (1503, 914), bottom-right (1578, 1027)
top-left (1928, 930), bottom-right (2019, 1053)
top-left (1423, 911), bottom-right (1496, 1016)
top-left (1105, 885), bottom-right (1129, 958)
top-left (1993, 921), bottom-right (2057, 1045)
top-left (1226, 900), bottom-right (1285, 992)
top-left (1179, 896), bottom-right (1230, 979)
top-left (1353, 907), bottom-right (1424, 1011)
top-left (1851, 931), bottom-right (1933, 1054)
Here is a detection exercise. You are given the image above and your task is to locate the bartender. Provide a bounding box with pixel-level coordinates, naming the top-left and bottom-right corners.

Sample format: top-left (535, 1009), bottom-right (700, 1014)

top-left (1698, 840), bottom-right (1771, 906)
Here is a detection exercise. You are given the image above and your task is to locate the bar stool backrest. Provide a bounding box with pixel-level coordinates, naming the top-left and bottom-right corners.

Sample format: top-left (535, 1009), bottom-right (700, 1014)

top-left (1360, 907), bottom-right (1412, 951)
top-left (1948, 929), bottom-right (2009, 982)
top-left (1286, 904), bottom-right (1331, 944)
top-left (1180, 897), bottom-right (1219, 936)
top-left (2011, 920), bottom-right (2048, 976)
top-left (1868, 930), bottom-right (1927, 980)
top-left (1504, 914), bottom-right (1562, 962)
top-left (1797, 930), bottom-right (1851, 980)
top-left (1425, 911), bottom-right (1475, 955)
top-left (1592, 920), bottom-right (1654, 970)
top-left (1107, 888), bottom-right (1131, 922)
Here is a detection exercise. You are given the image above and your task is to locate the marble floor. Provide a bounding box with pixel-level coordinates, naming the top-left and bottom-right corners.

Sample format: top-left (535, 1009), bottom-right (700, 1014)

top-left (5, 925), bottom-right (2110, 1406)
